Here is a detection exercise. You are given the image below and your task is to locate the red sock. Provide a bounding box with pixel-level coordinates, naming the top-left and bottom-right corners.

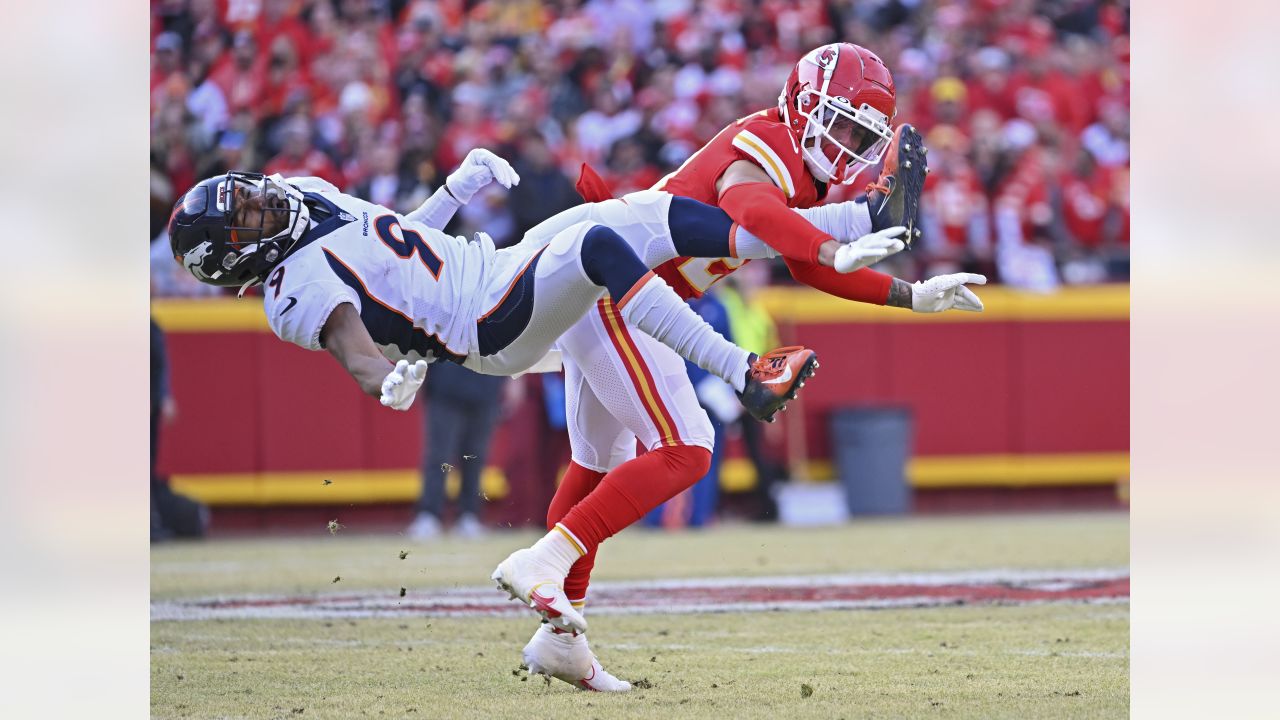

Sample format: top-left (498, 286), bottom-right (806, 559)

top-left (559, 445), bottom-right (711, 556)
top-left (547, 461), bottom-right (606, 603)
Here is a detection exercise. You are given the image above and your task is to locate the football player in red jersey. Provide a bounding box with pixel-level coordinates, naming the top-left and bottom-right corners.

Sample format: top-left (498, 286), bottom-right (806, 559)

top-left (500, 43), bottom-right (988, 691)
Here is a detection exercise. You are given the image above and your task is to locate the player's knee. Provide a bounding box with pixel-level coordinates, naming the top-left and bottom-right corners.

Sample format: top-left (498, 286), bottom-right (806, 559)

top-left (580, 224), bottom-right (628, 269)
top-left (685, 445), bottom-right (712, 478)
top-left (667, 196), bottom-right (733, 256)
top-left (579, 224), bottom-right (647, 294)
top-left (661, 444), bottom-right (712, 480)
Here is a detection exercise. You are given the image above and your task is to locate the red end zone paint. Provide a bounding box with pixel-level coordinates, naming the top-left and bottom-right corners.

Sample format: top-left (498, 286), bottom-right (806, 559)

top-left (152, 569), bottom-right (1128, 621)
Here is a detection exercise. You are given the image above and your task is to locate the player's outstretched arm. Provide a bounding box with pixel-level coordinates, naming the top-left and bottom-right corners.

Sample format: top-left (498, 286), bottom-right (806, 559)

top-left (716, 161), bottom-right (847, 267)
top-left (404, 148), bottom-right (520, 229)
top-left (320, 303), bottom-right (429, 409)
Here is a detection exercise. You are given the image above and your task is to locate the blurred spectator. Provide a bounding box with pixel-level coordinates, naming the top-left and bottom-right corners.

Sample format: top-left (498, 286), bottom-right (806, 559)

top-left (263, 115), bottom-right (345, 187)
top-left (151, 318), bottom-right (210, 541)
top-left (408, 363), bottom-right (507, 540)
top-left (509, 135), bottom-right (580, 236)
top-left (151, 0), bottom-right (1129, 289)
top-left (718, 262), bottom-right (790, 521)
top-left (919, 125), bottom-right (993, 278)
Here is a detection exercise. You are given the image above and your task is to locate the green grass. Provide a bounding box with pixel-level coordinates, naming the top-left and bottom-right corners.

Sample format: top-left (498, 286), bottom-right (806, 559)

top-left (151, 512), bottom-right (1129, 599)
top-left (151, 512), bottom-right (1129, 718)
top-left (151, 607), bottom-right (1128, 719)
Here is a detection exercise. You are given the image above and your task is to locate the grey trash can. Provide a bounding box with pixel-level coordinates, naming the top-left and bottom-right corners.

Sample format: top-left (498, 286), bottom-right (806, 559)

top-left (829, 407), bottom-right (913, 515)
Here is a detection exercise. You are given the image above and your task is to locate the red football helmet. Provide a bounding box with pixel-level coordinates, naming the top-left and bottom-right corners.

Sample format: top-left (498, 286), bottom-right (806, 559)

top-left (779, 43), bottom-right (897, 185)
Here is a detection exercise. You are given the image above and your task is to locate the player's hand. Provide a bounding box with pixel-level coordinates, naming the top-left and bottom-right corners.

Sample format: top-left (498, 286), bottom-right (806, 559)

top-left (379, 360), bottom-right (429, 411)
top-left (911, 273), bottom-right (987, 313)
top-left (446, 148), bottom-right (521, 203)
top-left (832, 226), bottom-right (907, 273)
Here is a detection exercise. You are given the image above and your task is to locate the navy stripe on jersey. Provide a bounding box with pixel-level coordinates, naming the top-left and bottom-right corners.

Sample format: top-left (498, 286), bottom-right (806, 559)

top-left (322, 248), bottom-right (466, 365)
top-left (477, 247), bottom-right (545, 357)
top-left (287, 193), bottom-right (356, 257)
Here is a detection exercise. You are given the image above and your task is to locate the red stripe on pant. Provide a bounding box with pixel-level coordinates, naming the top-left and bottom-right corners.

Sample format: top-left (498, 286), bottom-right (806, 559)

top-left (596, 299), bottom-right (683, 446)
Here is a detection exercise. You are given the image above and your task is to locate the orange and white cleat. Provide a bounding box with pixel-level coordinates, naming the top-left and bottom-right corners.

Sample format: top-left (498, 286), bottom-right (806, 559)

top-left (738, 346), bottom-right (818, 423)
top-left (491, 548), bottom-right (588, 634)
top-left (865, 123), bottom-right (928, 247)
top-left (522, 623), bottom-right (631, 692)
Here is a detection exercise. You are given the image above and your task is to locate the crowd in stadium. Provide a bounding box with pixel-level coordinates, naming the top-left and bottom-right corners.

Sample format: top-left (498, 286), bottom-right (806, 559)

top-left (150, 0), bottom-right (1130, 296)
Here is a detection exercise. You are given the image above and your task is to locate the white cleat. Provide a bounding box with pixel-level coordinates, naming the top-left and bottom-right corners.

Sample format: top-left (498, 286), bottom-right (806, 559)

top-left (523, 624), bottom-right (631, 692)
top-left (491, 548), bottom-right (587, 633)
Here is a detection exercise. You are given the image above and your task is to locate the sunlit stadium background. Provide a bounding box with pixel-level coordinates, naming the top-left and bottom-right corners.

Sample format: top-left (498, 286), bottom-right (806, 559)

top-left (150, 1), bottom-right (1129, 716)
top-left (149, 0), bottom-right (1128, 528)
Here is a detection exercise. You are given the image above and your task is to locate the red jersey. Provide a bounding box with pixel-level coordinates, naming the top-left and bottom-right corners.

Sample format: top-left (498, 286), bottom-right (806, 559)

top-left (1060, 165), bottom-right (1114, 249)
top-left (922, 164), bottom-right (988, 254)
top-left (652, 108), bottom-right (824, 298)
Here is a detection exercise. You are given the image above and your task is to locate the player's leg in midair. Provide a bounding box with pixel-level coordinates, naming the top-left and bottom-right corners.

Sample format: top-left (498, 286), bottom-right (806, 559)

top-left (485, 217), bottom-right (816, 633)
top-left (468, 220), bottom-right (814, 424)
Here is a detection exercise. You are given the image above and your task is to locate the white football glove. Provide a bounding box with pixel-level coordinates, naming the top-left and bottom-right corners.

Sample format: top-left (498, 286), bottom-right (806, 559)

top-left (833, 226), bottom-right (908, 273)
top-left (379, 359), bottom-right (429, 411)
top-left (445, 148), bottom-right (520, 203)
top-left (911, 273), bottom-right (987, 313)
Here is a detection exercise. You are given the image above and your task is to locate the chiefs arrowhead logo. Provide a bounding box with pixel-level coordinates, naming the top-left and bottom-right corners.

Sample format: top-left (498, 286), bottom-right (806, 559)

top-left (814, 45), bottom-right (838, 70)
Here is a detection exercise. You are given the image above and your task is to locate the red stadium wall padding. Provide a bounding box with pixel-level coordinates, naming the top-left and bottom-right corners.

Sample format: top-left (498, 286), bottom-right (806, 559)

top-left (257, 337), bottom-right (369, 471)
top-left (880, 321), bottom-right (1015, 456)
top-left (158, 332), bottom-right (264, 475)
top-left (1010, 321), bottom-right (1130, 453)
top-left (155, 318), bottom-right (1129, 486)
top-left (359, 383), bottom-right (425, 471)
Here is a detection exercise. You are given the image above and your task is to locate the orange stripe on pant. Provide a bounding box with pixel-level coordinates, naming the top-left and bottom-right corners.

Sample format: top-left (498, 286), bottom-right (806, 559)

top-left (596, 299), bottom-right (683, 447)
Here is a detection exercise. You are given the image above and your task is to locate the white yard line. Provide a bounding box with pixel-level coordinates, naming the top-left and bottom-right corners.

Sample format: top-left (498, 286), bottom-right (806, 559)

top-left (152, 568), bottom-right (1129, 622)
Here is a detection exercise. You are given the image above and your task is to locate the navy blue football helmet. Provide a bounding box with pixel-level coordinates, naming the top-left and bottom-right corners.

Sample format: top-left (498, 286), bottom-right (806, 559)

top-left (168, 172), bottom-right (311, 289)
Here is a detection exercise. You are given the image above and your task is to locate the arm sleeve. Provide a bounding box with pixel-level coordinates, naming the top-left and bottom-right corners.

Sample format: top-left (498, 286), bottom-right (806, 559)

top-left (718, 182), bottom-right (831, 265)
top-left (403, 185), bottom-right (463, 230)
top-left (782, 258), bottom-right (893, 305)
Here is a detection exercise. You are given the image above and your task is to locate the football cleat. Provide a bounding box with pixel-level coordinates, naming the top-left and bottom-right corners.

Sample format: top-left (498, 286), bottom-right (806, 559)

top-left (491, 549), bottom-right (588, 634)
top-left (865, 123), bottom-right (928, 247)
top-left (738, 346), bottom-right (818, 423)
top-left (523, 623), bottom-right (631, 692)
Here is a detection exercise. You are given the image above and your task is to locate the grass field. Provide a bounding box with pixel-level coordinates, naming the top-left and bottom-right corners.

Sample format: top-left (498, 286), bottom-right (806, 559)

top-left (151, 512), bottom-right (1129, 719)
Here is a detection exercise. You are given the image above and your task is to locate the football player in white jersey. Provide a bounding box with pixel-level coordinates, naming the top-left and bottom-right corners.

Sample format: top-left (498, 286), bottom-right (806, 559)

top-left (168, 149), bottom-right (910, 691)
top-left (166, 152), bottom-right (848, 422)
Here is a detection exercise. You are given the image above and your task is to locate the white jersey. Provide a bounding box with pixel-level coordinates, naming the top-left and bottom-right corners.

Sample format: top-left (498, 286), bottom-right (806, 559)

top-left (262, 177), bottom-right (496, 363)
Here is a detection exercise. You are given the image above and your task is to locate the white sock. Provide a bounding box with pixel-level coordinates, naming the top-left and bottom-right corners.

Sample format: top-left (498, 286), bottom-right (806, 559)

top-left (618, 275), bottom-right (752, 392)
top-left (531, 523), bottom-right (586, 577)
top-left (797, 200), bottom-right (873, 241)
top-left (731, 225), bottom-right (782, 260)
top-left (735, 200), bottom-right (874, 256)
